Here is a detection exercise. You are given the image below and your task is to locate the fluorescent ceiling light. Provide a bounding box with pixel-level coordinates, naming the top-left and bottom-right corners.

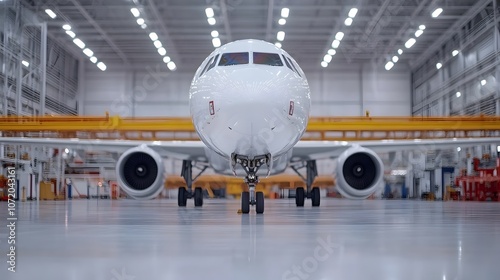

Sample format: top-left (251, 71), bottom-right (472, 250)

top-left (65, 30), bottom-right (76, 38)
top-left (331, 39), bottom-right (340, 48)
top-left (436, 62), bottom-right (442, 69)
top-left (211, 30), bottom-right (219, 37)
top-left (62, 24), bottom-right (71, 30)
top-left (22, 60), bottom-right (29, 67)
top-left (141, 24), bottom-right (147, 29)
top-left (278, 18), bottom-right (286, 25)
top-left (163, 56), bottom-right (171, 63)
top-left (456, 91), bottom-right (461, 98)
top-left (274, 42), bottom-right (282, 48)
top-left (45, 9), bottom-right (57, 19)
top-left (281, 8), bottom-right (289, 18)
top-left (385, 61), bottom-right (394, 70)
top-left (335, 31), bottom-right (344, 41)
top-left (212, 37), bottom-right (221, 47)
top-left (419, 25), bottom-right (426, 30)
top-left (452, 50), bottom-right (459, 56)
top-left (432, 8), bottom-right (443, 18)
top-left (205, 7), bottom-right (214, 18)
top-left (481, 79), bottom-right (487, 86)
top-left (90, 57), bottom-right (97, 63)
top-left (456, 147), bottom-right (461, 152)
top-left (167, 61), bottom-right (176, 71)
top-left (323, 54), bottom-right (332, 63)
top-left (321, 61), bottom-right (328, 68)
top-left (277, 31), bottom-right (285, 41)
top-left (153, 40), bottom-right (162, 48)
top-left (392, 56), bottom-right (399, 63)
top-left (398, 49), bottom-right (403, 55)
top-left (348, 8), bottom-right (358, 18)
top-left (405, 38), bottom-right (416, 48)
top-left (157, 47), bottom-right (166, 56)
top-left (497, 145), bottom-right (500, 153)
top-left (130, 8), bottom-right (140, 17)
top-left (83, 48), bottom-right (94, 57)
top-left (149, 32), bottom-right (158, 41)
top-left (73, 38), bottom-right (85, 49)
top-left (97, 62), bottom-right (106, 71)
top-left (327, 49), bottom-right (336, 55)
top-left (344, 18), bottom-right (353, 26)
top-left (136, 18), bottom-right (145, 25)
top-left (207, 18), bottom-right (216, 25)
top-left (415, 30), bottom-right (423, 37)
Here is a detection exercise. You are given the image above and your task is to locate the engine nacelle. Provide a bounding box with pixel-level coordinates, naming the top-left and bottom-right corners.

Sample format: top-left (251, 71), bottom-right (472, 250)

top-left (116, 145), bottom-right (165, 200)
top-left (335, 146), bottom-right (384, 199)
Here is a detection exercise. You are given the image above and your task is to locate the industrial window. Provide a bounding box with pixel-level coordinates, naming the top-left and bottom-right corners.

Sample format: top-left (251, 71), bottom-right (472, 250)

top-left (206, 54), bottom-right (220, 73)
top-left (253, 52), bottom-right (283, 66)
top-left (218, 52), bottom-right (249, 66)
top-left (286, 57), bottom-right (301, 77)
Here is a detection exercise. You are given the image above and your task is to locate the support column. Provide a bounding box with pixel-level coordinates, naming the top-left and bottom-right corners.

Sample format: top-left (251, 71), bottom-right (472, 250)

top-left (16, 25), bottom-right (23, 115)
top-left (77, 58), bottom-right (85, 115)
top-left (40, 22), bottom-right (47, 116)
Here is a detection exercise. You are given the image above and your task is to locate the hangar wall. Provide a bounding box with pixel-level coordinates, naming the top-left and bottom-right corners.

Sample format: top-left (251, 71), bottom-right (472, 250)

top-left (82, 62), bottom-right (411, 117)
top-left (412, 1), bottom-right (500, 116)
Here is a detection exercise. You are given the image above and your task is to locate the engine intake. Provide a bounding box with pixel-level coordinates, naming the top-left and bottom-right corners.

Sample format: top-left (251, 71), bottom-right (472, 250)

top-left (335, 146), bottom-right (383, 199)
top-left (116, 145), bottom-right (165, 200)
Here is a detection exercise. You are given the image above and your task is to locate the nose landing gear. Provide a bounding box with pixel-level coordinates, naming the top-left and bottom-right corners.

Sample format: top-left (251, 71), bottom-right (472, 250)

top-left (232, 153), bottom-right (271, 214)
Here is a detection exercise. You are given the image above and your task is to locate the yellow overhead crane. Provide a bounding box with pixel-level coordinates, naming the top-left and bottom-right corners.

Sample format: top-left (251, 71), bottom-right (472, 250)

top-left (0, 113), bottom-right (499, 141)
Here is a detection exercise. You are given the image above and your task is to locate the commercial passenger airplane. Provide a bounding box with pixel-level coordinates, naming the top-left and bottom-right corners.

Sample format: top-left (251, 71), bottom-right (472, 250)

top-left (1, 39), bottom-right (499, 214)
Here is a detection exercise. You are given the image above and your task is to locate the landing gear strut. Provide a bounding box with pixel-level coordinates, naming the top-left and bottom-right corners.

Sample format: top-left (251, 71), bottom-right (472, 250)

top-left (291, 160), bottom-right (320, 207)
top-left (178, 160), bottom-right (207, 207)
top-left (232, 153), bottom-right (271, 214)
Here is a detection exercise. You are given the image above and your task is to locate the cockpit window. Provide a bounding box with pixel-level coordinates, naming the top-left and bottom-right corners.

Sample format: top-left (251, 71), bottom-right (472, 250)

top-left (206, 54), bottom-right (220, 72)
top-left (218, 52), bottom-right (249, 66)
top-left (285, 56), bottom-right (301, 77)
top-left (253, 52), bottom-right (283, 66)
top-left (282, 55), bottom-right (294, 71)
top-left (199, 56), bottom-right (213, 77)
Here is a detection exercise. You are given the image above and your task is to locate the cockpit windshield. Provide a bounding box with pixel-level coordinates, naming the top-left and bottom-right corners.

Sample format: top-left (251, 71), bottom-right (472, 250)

top-left (218, 52), bottom-right (249, 66)
top-left (253, 52), bottom-right (283, 66)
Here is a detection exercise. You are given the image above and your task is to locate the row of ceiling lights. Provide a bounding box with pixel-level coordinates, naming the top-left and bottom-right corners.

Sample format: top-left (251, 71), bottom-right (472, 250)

top-left (274, 8), bottom-right (290, 48)
top-left (44, 9), bottom-right (106, 71)
top-left (321, 8), bottom-right (358, 68)
top-left (385, 7), bottom-right (444, 71)
top-left (130, 7), bottom-right (176, 71)
top-left (205, 8), bottom-right (222, 48)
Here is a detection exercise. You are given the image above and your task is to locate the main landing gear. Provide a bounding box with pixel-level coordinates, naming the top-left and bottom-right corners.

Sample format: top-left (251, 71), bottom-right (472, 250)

top-left (291, 160), bottom-right (320, 207)
top-left (178, 160), bottom-right (208, 207)
top-left (232, 153), bottom-right (271, 214)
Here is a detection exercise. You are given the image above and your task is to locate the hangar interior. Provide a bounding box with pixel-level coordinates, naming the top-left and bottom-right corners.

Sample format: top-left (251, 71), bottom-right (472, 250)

top-left (0, 1), bottom-right (500, 279)
top-left (1, 0), bottom-right (499, 201)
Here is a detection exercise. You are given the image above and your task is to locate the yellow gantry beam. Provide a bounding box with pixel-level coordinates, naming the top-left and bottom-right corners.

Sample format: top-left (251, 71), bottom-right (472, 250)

top-left (0, 114), bottom-right (499, 141)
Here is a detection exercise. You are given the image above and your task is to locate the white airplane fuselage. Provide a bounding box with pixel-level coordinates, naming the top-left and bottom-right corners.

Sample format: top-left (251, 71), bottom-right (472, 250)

top-left (189, 40), bottom-right (311, 175)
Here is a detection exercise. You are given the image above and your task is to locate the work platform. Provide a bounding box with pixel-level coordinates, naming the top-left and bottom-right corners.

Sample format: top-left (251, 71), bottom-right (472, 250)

top-left (0, 114), bottom-right (499, 141)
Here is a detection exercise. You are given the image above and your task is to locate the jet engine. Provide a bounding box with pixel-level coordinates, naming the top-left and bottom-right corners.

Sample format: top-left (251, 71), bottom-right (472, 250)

top-left (335, 146), bottom-right (384, 199)
top-left (116, 145), bottom-right (165, 200)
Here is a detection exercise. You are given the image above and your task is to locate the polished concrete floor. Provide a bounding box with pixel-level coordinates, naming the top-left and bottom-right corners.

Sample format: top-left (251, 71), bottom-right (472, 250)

top-left (2, 198), bottom-right (500, 280)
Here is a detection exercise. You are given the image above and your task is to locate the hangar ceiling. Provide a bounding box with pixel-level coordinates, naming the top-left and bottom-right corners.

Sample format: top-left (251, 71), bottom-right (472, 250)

top-left (24, 0), bottom-right (490, 72)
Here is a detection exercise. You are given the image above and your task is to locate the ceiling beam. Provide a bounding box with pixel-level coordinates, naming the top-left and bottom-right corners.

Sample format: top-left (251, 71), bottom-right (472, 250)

top-left (219, 0), bottom-right (233, 42)
top-left (68, 0), bottom-right (131, 66)
top-left (412, 0), bottom-right (493, 69)
top-left (145, 0), bottom-right (181, 63)
top-left (380, 0), bottom-right (434, 60)
top-left (264, 0), bottom-right (274, 41)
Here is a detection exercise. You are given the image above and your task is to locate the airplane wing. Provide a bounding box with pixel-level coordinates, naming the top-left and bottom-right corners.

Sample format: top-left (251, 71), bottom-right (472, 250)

top-left (291, 138), bottom-right (500, 161)
top-left (0, 137), bottom-right (208, 161)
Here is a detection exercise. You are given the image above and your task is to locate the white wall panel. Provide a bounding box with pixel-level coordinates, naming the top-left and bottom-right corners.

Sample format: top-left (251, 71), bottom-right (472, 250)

top-left (83, 62), bottom-right (411, 117)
